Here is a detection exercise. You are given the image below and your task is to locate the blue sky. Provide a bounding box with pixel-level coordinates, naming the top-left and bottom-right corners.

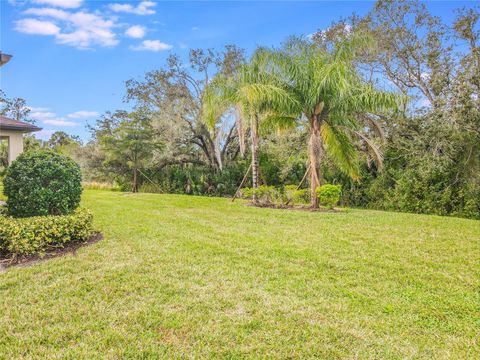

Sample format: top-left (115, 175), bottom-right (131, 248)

top-left (0, 0), bottom-right (474, 141)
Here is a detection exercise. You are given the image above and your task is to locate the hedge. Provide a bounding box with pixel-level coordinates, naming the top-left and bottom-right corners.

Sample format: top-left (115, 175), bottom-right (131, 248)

top-left (241, 185), bottom-right (310, 205)
top-left (0, 207), bottom-right (93, 257)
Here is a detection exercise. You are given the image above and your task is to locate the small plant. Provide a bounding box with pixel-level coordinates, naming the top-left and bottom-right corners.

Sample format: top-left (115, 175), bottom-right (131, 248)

top-left (284, 185), bottom-right (310, 205)
top-left (3, 151), bottom-right (82, 217)
top-left (255, 185), bottom-right (275, 204)
top-left (284, 185), bottom-right (298, 204)
top-left (293, 189), bottom-right (310, 204)
top-left (240, 187), bottom-right (254, 199)
top-left (272, 187), bottom-right (287, 204)
top-left (316, 184), bottom-right (342, 209)
top-left (240, 186), bottom-right (275, 204)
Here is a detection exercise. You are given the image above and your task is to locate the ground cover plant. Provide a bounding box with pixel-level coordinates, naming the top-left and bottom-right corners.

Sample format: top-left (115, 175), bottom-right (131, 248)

top-left (0, 208), bottom-right (93, 258)
top-left (0, 190), bottom-right (478, 358)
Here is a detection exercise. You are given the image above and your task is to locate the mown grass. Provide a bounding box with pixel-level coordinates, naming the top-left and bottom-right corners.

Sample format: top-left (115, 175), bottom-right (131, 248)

top-left (1, 190), bottom-right (478, 358)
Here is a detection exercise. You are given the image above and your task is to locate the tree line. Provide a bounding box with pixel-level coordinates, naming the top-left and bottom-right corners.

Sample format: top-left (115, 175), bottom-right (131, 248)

top-left (1, 0), bottom-right (478, 218)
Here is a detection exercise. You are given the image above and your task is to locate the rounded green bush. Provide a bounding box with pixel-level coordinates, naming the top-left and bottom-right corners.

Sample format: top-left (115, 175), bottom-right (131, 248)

top-left (316, 184), bottom-right (342, 209)
top-left (3, 151), bottom-right (82, 217)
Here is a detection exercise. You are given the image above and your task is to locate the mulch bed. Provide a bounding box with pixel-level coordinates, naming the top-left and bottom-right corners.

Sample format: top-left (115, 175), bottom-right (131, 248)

top-left (246, 202), bottom-right (341, 212)
top-left (0, 232), bottom-right (103, 270)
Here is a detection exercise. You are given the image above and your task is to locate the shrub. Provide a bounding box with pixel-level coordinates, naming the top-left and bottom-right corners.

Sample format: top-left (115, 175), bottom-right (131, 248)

top-left (284, 185), bottom-right (310, 205)
top-left (272, 187), bottom-right (287, 204)
top-left (240, 185), bottom-right (275, 204)
top-left (316, 184), bottom-right (342, 209)
top-left (0, 207), bottom-right (93, 257)
top-left (242, 185), bottom-right (310, 206)
top-left (293, 189), bottom-right (310, 204)
top-left (255, 185), bottom-right (275, 203)
top-left (283, 185), bottom-right (297, 204)
top-left (240, 187), bottom-right (254, 199)
top-left (3, 151), bottom-right (82, 217)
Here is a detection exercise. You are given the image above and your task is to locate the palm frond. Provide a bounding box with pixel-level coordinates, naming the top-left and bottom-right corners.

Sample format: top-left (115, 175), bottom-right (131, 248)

top-left (343, 127), bottom-right (384, 171)
top-left (261, 114), bottom-right (298, 132)
top-left (320, 123), bottom-right (360, 179)
top-left (202, 74), bottom-right (233, 130)
top-left (358, 113), bottom-right (386, 143)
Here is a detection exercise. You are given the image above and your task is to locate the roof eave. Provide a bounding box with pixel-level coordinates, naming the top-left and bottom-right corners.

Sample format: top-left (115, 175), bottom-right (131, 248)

top-left (0, 125), bottom-right (42, 133)
top-left (0, 53), bottom-right (13, 67)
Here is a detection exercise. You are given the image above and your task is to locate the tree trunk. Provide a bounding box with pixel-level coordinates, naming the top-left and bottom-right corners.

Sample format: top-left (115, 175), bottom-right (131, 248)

top-left (308, 116), bottom-right (322, 208)
top-left (251, 114), bottom-right (260, 203)
top-left (132, 167), bottom-right (138, 193)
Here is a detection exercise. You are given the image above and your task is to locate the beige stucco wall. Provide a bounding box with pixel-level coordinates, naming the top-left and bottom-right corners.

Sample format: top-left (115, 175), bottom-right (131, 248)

top-left (0, 130), bottom-right (24, 164)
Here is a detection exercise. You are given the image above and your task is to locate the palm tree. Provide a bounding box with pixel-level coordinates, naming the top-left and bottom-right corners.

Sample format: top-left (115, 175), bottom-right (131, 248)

top-left (203, 60), bottom-right (298, 202)
top-left (255, 36), bottom-right (402, 207)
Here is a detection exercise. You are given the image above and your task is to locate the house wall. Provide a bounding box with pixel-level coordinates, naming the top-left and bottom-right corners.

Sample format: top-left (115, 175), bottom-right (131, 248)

top-left (0, 130), bottom-right (24, 164)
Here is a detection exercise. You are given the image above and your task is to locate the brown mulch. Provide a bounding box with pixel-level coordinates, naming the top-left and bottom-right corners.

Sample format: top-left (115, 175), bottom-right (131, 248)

top-left (245, 202), bottom-right (342, 212)
top-left (0, 232), bottom-right (103, 270)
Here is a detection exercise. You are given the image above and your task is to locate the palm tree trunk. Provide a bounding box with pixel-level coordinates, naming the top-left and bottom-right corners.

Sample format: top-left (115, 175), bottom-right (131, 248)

top-left (308, 116), bottom-right (322, 208)
top-left (251, 114), bottom-right (260, 203)
top-left (132, 167), bottom-right (138, 193)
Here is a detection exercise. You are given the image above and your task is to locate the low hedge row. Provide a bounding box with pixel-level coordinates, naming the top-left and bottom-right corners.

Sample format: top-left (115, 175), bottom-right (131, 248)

top-left (241, 184), bottom-right (342, 208)
top-left (0, 207), bottom-right (93, 257)
top-left (241, 185), bottom-right (310, 205)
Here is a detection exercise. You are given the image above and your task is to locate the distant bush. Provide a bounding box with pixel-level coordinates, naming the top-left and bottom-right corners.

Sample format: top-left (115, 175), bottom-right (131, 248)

top-left (241, 185), bottom-right (275, 204)
top-left (255, 185), bottom-right (275, 203)
top-left (82, 181), bottom-right (121, 191)
top-left (316, 184), bottom-right (342, 209)
top-left (284, 185), bottom-right (310, 204)
top-left (3, 151), bottom-right (82, 217)
top-left (0, 207), bottom-right (93, 257)
top-left (241, 185), bottom-right (310, 206)
top-left (284, 185), bottom-right (298, 203)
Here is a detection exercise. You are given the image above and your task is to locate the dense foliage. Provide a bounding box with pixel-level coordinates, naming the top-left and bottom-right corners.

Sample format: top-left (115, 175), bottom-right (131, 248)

top-left (3, 151), bottom-right (82, 217)
top-left (0, 207), bottom-right (93, 257)
top-left (316, 184), bottom-right (342, 209)
top-left (2, 0), bottom-right (478, 219)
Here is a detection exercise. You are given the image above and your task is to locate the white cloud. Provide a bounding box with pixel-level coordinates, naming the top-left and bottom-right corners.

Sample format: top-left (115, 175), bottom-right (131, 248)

top-left (34, 0), bottom-right (83, 8)
top-left (67, 110), bottom-right (99, 118)
top-left (125, 25), bottom-right (146, 39)
top-left (24, 7), bottom-right (70, 20)
top-left (131, 39), bottom-right (172, 52)
top-left (191, 26), bottom-right (199, 31)
top-left (109, 1), bottom-right (156, 15)
top-left (28, 106), bottom-right (50, 112)
top-left (43, 118), bottom-right (78, 126)
top-left (15, 18), bottom-right (60, 35)
top-left (29, 109), bottom-right (57, 121)
top-left (20, 8), bottom-right (118, 49)
top-left (27, 107), bottom-right (78, 126)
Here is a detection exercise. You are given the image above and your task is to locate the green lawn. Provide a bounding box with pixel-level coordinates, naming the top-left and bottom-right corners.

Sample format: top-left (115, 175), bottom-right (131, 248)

top-left (1, 190), bottom-right (478, 358)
